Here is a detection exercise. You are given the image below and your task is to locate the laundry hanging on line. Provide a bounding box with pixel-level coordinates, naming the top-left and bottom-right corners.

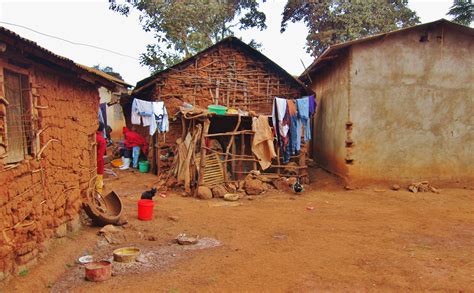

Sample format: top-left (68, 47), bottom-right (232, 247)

top-left (271, 95), bottom-right (316, 164)
top-left (131, 98), bottom-right (169, 135)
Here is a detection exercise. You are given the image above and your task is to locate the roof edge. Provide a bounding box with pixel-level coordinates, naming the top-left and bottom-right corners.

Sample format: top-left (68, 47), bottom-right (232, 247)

top-left (299, 19), bottom-right (474, 82)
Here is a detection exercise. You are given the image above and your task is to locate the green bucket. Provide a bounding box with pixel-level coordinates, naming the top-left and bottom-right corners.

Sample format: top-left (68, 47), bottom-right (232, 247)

top-left (138, 161), bottom-right (150, 173)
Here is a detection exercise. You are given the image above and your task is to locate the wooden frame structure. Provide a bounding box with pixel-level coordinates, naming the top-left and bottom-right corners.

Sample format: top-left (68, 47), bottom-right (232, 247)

top-left (174, 109), bottom-right (308, 196)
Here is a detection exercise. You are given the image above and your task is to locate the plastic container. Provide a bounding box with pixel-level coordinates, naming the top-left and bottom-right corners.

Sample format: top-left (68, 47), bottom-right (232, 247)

top-left (138, 161), bottom-right (149, 173)
top-left (137, 199), bottom-right (154, 221)
top-left (208, 105), bottom-right (227, 115)
top-left (84, 261), bottom-right (112, 282)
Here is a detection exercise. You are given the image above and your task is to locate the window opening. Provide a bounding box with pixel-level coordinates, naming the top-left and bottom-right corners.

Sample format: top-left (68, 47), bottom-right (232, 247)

top-left (4, 69), bottom-right (33, 163)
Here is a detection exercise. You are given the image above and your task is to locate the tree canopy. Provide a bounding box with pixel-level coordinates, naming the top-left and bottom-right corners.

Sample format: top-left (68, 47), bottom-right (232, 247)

top-left (109, 0), bottom-right (266, 73)
top-left (281, 0), bottom-right (420, 57)
top-left (447, 0), bottom-right (473, 26)
top-left (93, 65), bottom-right (124, 80)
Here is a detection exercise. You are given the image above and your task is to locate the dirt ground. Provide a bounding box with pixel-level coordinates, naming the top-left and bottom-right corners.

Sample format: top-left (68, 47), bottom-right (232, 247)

top-left (2, 168), bottom-right (473, 292)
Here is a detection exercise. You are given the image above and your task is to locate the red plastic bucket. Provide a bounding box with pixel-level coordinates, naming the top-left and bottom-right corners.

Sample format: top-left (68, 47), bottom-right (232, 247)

top-left (137, 199), bottom-right (154, 221)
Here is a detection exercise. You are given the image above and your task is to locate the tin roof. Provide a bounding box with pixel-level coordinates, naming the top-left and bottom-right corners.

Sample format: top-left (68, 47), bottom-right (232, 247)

top-left (299, 19), bottom-right (474, 83)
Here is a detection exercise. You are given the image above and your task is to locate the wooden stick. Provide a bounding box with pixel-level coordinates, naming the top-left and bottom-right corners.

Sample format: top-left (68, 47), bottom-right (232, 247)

top-left (197, 119), bottom-right (210, 194)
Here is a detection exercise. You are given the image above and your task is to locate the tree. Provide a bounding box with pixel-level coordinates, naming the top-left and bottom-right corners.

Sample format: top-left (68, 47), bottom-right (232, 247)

top-left (109, 0), bottom-right (266, 73)
top-left (281, 0), bottom-right (420, 57)
top-left (93, 65), bottom-right (124, 80)
top-left (447, 0), bottom-right (473, 26)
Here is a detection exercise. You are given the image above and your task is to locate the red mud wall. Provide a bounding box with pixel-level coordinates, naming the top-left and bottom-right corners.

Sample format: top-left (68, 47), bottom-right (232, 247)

top-left (0, 62), bottom-right (98, 281)
top-left (135, 42), bottom-right (307, 145)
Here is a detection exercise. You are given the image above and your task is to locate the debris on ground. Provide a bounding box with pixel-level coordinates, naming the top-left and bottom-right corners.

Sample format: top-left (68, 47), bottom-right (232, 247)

top-left (306, 206), bottom-right (315, 211)
top-left (176, 234), bottom-right (199, 245)
top-left (97, 225), bottom-right (127, 244)
top-left (392, 184), bottom-right (401, 191)
top-left (52, 238), bottom-right (222, 292)
top-left (223, 193), bottom-right (239, 201)
top-left (167, 215), bottom-right (180, 222)
top-left (408, 181), bottom-right (440, 193)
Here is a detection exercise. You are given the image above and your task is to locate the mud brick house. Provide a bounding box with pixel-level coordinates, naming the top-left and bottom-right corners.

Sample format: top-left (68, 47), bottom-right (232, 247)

top-left (0, 27), bottom-right (116, 280)
top-left (129, 36), bottom-right (309, 146)
top-left (300, 19), bottom-right (474, 185)
top-left (78, 64), bottom-right (131, 140)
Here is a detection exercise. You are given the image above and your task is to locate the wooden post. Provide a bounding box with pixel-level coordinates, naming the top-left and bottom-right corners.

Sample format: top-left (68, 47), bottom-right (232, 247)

top-left (239, 132), bottom-right (245, 180)
top-left (197, 118), bottom-right (210, 194)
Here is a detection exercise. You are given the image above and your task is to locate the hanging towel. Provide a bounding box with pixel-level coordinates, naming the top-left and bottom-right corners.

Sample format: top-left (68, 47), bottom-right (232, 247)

top-left (153, 101), bottom-right (169, 133)
top-left (131, 98), bottom-right (154, 127)
top-left (296, 97), bottom-right (311, 142)
top-left (252, 116), bottom-right (277, 170)
top-left (271, 97), bottom-right (289, 141)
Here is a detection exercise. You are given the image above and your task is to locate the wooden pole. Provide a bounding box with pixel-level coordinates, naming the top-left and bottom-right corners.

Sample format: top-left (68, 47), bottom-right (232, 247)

top-left (197, 119), bottom-right (210, 194)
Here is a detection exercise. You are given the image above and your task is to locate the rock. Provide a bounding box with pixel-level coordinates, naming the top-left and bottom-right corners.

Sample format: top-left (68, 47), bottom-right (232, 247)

top-left (212, 185), bottom-right (228, 198)
top-left (248, 170), bottom-right (261, 178)
top-left (136, 255), bottom-right (148, 263)
top-left (116, 215), bottom-right (128, 226)
top-left (265, 183), bottom-right (274, 190)
top-left (225, 183), bottom-right (237, 193)
top-left (273, 178), bottom-right (292, 192)
top-left (146, 235), bottom-right (158, 241)
top-left (223, 193), bottom-right (239, 201)
top-left (287, 177), bottom-right (297, 186)
top-left (168, 215), bottom-right (179, 222)
top-left (247, 196), bottom-right (256, 201)
top-left (244, 178), bottom-right (265, 195)
top-left (166, 176), bottom-right (177, 188)
top-left (392, 184), bottom-right (401, 191)
top-left (176, 234), bottom-right (199, 245)
top-left (197, 186), bottom-right (213, 200)
top-left (98, 225), bottom-right (121, 235)
top-left (237, 181), bottom-right (246, 192)
top-left (344, 185), bottom-right (355, 190)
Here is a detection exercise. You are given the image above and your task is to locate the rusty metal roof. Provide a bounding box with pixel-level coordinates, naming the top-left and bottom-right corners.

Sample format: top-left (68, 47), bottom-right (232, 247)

top-left (0, 25), bottom-right (118, 89)
top-left (75, 63), bottom-right (132, 88)
top-left (299, 19), bottom-right (474, 83)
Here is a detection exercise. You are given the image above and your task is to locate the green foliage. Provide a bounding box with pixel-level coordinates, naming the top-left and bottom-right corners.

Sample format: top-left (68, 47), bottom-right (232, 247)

top-left (281, 0), bottom-right (420, 57)
top-left (93, 64), bottom-right (124, 80)
top-left (18, 268), bottom-right (28, 277)
top-left (109, 0), bottom-right (267, 73)
top-left (447, 0), bottom-right (473, 26)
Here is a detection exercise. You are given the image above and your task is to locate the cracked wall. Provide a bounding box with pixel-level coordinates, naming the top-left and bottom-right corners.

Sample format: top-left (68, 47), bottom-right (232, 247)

top-left (0, 60), bottom-right (98, 281)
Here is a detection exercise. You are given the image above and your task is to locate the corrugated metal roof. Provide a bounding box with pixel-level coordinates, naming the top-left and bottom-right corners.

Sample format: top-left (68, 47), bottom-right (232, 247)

top-left (299, 19), bottom-right (474, 82)
top-left (134, 36), bottom-right (309, 94)
top-left (0, 25), bottom-right (118, 89)
top-left (75, 63), bottom-right (132, 87)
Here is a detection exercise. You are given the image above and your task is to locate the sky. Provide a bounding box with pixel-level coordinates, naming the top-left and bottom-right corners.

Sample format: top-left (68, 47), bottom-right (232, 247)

top-left (0, 0), bottom-right (455, 85)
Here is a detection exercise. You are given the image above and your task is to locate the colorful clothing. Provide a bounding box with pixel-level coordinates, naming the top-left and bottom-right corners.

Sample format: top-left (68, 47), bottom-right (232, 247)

top-left (123, 127), bottom-right (148, 154)
top-left (96, 131), bottom-right (107, 175)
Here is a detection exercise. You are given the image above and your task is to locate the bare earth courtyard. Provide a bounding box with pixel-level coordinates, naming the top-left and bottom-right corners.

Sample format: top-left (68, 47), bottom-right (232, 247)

top-left (2, 170), bottom-right (473, 292)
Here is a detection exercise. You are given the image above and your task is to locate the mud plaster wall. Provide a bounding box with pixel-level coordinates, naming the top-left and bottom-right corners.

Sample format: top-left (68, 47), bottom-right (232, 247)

top-left (349, 25), bottom-right (474, 183)
top-left (0, 60), bottom-right (98, 281)
top-left (135, 42), bottom-right (307, 146)
top-left (309, 50), bottom-right (350, 178)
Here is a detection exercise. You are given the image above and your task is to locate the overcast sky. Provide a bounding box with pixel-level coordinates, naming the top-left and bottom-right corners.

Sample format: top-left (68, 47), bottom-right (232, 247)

top-left (0, 0), bottom-right (455, 85)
